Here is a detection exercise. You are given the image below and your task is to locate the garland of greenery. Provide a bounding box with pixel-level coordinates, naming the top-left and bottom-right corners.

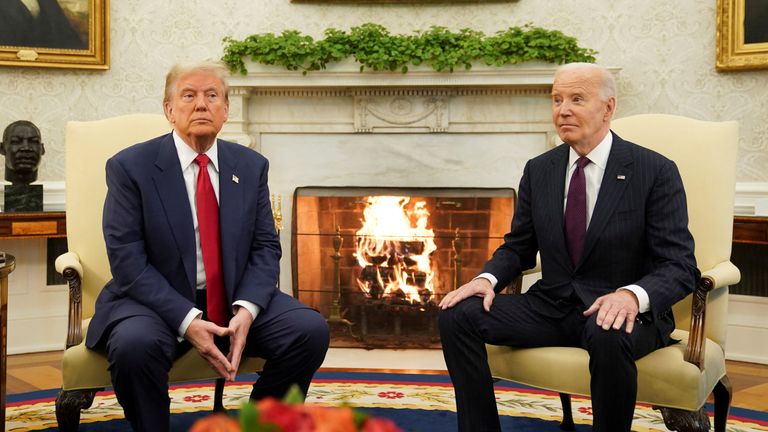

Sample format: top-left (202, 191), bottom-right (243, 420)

top-left (222, 23), bottom-right (596, 75)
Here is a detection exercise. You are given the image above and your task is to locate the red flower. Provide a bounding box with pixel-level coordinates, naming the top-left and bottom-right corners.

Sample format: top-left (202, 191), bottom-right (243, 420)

top-left (362, 417), bottom-right (401, 432)
top-left (189, 413), bottom-right (240, 432)
top-left (189, 383), bottom-right (404, 432)
top-left (376, 391), bottom-right (404, 399)
top-left (577, 406), bottom-right (593, 416)
top-left (306, 405), bottom-right (356, 432)
top-left (256, 397), bottom-right (315, 432)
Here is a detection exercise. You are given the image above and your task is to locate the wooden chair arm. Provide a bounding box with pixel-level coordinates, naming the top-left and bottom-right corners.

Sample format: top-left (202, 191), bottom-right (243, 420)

top-left (56, 251), bottom-right (85, 348)
top-left (684, 276), bottom-right (713, 369)
top-left (684, 260), bottom-right (741, 369)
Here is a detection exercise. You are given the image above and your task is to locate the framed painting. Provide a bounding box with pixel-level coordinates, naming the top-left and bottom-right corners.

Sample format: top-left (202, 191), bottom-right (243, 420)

top-left (0, 0), bottom-right (109, 70)
top-left (717, 0), bottom-right (768, 71)
top-left (291, 0), bottom-right (515, 3)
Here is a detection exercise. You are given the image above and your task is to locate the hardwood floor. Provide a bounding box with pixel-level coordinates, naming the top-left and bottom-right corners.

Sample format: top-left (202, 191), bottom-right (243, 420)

top-left (5, 351), bottom-right (768, 412)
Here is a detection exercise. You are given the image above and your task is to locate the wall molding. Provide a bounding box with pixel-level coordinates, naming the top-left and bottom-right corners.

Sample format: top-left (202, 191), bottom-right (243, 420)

top-left (735, 182), bottom-right (768, 216)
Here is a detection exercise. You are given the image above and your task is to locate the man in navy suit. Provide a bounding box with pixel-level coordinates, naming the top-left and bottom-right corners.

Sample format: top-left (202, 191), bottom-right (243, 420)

top-left (86, 61), bottom-right (329, 431)
top-left (439, 63), bottom-right (699, 431)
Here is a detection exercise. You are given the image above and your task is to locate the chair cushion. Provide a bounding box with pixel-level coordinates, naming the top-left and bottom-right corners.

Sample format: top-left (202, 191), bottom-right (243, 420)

top-left (62, 320), bottom-right (266, 390)
top-left (486, 329), bottom-right (726, 411)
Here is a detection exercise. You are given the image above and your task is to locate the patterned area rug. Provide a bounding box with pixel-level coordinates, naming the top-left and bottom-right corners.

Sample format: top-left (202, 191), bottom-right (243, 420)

top-left (6, 372), bottom-right (768, 431)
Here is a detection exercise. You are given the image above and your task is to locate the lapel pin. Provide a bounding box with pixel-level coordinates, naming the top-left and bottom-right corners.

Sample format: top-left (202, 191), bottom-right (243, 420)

top-left (232, 174), bottom-right (239, 184)
top-left (617, 175), bottom-right (626, 180)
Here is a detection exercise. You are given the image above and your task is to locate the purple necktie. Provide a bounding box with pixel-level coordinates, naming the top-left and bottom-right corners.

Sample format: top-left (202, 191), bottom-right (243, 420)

top-left (564, 156), bottom-right (590, 266)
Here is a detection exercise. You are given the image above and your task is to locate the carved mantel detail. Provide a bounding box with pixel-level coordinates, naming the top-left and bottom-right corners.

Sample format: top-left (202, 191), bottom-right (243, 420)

top-left (355, 95), bottom-right (449, 133)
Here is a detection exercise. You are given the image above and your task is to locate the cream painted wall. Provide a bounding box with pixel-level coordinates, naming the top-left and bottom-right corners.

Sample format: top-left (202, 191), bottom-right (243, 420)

top-left (0, 0), bottom-right (766, 183)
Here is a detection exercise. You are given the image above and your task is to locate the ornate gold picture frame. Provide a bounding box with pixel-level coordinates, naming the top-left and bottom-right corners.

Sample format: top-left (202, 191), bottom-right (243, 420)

top-left (291, 0), bottom-right (514, 2)
top-left (0, 0), bottom-right (109, 70)
top-left (716, 0), bottom-right (768, 71)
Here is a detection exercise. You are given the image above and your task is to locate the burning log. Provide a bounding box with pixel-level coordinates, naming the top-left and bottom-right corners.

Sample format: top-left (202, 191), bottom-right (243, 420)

top-left (353, 196), bottom-right (437, 304)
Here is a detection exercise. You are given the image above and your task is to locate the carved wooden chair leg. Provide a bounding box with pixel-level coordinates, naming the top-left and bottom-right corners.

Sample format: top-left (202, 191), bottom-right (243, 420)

top-left (656, 405), bottom-right (710, 432)
top-left (55, 388), bottom-right (98, 432)
top-left (558, 392), bottom-right (575, 431)
top-left (713, 375), bottom-right (732, 432)
top-left (213, 378), bottom-right (227, 413)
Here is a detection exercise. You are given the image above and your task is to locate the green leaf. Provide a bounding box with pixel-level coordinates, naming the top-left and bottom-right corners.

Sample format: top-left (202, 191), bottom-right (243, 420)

top-left (282, 384), bottom-right (305, 405)
top-left (239, 400), bottom-right (259, 432)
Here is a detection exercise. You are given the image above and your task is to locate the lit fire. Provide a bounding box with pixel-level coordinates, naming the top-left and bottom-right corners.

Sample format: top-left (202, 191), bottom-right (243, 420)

top-left (354, 196), bottom-right (437, 303)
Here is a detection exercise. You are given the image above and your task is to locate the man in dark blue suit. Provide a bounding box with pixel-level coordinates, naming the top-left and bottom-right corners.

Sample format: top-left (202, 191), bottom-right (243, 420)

top-left (439, 63), bottom-right (699, 431)
top-left (86, 61), bottom-right (329, 431)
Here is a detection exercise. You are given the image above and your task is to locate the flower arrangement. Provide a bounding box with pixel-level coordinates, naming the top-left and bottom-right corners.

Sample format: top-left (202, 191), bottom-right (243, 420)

top-left (190, 386), bottom-right (401, 432)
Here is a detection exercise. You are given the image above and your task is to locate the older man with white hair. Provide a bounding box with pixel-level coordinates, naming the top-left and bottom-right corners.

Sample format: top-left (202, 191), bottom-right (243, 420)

top-left (439, 63), bottom-right (699, 431)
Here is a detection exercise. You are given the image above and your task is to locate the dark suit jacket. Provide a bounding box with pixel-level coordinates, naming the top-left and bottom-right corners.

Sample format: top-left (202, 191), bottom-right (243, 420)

top-left (482, 132), bottom-right (699, 340)
top-left (86, 133), bottom-right (281, 348)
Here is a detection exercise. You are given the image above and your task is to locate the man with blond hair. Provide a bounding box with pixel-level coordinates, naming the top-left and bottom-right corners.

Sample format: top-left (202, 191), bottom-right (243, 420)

top-left (86, 61), bottom-right (329, 431)
top-left (439, 63), bottom-right (698, 431)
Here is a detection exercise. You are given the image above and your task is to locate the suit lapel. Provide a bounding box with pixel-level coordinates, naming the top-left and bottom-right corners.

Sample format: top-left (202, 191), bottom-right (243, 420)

top-left (217, 141), bottom-right (243, 297)
top-left (547, 145), bottom-right (569, 260)
top-left (579, 133), bottom-right (633, 267)
top-left (152, 134), bottom-right (196, 293)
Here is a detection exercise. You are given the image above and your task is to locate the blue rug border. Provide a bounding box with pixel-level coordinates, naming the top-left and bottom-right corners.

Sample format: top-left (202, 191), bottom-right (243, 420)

top-left (7, 371), bottom-right (767, 423)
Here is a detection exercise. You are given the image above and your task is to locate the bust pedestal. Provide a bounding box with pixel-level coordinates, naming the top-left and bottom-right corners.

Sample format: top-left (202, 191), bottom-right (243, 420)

top-left (4, 184), bottom-right (43, 212)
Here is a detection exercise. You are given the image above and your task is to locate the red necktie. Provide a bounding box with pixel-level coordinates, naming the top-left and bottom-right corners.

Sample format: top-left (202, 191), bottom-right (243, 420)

top-left (564, 156), bottom-right (590, 266)
top-left (194, 154), bottom-right (227, 326)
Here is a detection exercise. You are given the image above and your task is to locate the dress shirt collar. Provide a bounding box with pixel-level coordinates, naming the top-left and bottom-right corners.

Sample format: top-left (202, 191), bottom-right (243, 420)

top-left (172, 130), bottom-right (219, 173)
top-left (567, 131), bottom-right (613, 170)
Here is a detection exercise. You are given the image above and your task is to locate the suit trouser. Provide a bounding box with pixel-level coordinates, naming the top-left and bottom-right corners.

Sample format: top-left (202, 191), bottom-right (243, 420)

top-left (438, 293), bottom-right (663, 432)
top-left (102, 292), bottom-right (330, 432)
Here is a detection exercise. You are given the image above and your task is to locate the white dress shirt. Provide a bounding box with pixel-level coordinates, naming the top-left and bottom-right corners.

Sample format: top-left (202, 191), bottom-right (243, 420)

top-left (479, 131), bottom-right (650, 313)
top-left (173, 131), bottom-right (260, 338)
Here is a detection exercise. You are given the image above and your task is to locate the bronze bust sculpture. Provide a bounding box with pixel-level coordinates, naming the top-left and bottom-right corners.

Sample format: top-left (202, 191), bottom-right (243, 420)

top-left (1, 120), bottom-right (46, 185)
top-left (1, 120), bottom-right (45, 212)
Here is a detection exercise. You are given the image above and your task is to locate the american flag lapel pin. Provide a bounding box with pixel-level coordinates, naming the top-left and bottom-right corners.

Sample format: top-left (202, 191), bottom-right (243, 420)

top-left (232, 174), bottom-right (239, 184)
top-left (617, 174), bottom-right (626, 180)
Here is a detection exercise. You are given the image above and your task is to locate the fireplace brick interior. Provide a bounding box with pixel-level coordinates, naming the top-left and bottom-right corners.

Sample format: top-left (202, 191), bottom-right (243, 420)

top-left (292, 187), bottom-right (515, 348)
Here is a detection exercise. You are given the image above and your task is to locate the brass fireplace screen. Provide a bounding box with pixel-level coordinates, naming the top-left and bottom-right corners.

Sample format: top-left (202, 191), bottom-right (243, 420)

top-left (292, 187), bottom-right (515, 349)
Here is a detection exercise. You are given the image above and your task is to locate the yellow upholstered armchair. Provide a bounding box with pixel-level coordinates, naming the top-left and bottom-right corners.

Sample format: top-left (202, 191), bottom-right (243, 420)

top-left (487, 114), bottom-right (741, 432)
top-left (54, 114), bottom-right (266, 431)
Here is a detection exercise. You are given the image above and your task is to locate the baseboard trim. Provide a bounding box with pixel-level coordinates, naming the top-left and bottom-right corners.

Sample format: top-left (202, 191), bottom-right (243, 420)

top-left (7, 342), bottom-right (65, 355)
top-left (725, 353), bottom-right (768, 365)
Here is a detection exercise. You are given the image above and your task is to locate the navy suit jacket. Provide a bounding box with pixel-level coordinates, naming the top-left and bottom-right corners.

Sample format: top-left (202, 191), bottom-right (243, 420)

top-left (86, 133), bottom-right (281, 348)
top-left (482, 132), bottom-right (699, 339)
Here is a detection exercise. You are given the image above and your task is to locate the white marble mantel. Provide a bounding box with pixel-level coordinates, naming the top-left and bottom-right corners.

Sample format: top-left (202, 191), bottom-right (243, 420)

top-left (221, 61), bottom-right (572, 149)
top-left (228, 61), bottom-right (567, 89)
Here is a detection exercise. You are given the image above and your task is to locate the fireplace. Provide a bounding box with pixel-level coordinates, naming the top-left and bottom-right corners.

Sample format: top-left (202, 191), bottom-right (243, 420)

top-left (292, 187), bottom-right (514, 348)
top-left (218, 62), bottom-right (569, 349)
